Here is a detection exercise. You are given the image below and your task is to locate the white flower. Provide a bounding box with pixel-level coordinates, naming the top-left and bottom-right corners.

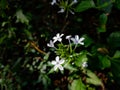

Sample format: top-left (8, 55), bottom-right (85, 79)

top-left (66, 35), bottom-right (71, 40)
top-left (71, 35), bottom-right (85, 45)
top-left (47, 40), bottom-right (55, 47)
top-left (51, 0), bottom-right (57, 5)
top-left (82, 62), bottom-right (88, 68)
top-left (53, 33), bottom-right (64, 43)
top-left (51, 56), bottom-right (65, 71)
top-left (58, 8), bottom-right (65, 13)
top-left (73, 0), bottom-right (77, 4)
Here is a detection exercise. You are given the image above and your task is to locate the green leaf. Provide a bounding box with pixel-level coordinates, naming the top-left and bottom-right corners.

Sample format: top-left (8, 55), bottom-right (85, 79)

top-left (111, 58), bottom-right (120, 85)
top-left (75, 0), bottom-right (95, 12)
top-left (97, 13), bottom-right (108, 32)
top-left (113, 50), bottom-right (120, 59)
top-left (0, 0), bottom-right (8, 9)
top-left (15, 9), bottom-right (29, 25)
top-left (70, 78), bottom-right (86, 90)
top-left (86, 70), bottom-right (102, 86)
top-left (75, 51), bottom-right (88, 67)
top-left (96, 0), bottom-right (113, 13)
top-left (107, 31), bottom-right (120, 48)
top-left (115, 0), bottom-right (120, 9)
top-left (64, 63), bottom-right (77, 72)
top-left (99, 13), bottom-right (108, 25)
top-left (83, 35), bottom-right (93, 47)
top-left (98, 55), bottom-right (111, 69)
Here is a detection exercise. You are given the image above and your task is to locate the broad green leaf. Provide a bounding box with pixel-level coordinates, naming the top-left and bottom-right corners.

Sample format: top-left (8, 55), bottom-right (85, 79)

top-left (111, 58), bottom-right (120, 85)
top-left (107, 31), bottom-right (120, 48)
top-left (97, 13), bottom-right (108, 32)
top-left (98, 55), bottom-right (111, 69)
top-left (96, 0), bottom-right (113, 13)
top-left (115, 0), bottom-right (120, 9)
top-left (0, 0), bottom-right (7, 9)
top-left (97, 25), bottom-right (106, 33)
top-left (83, 35), bottom-right (93, 47)
top-left (75, 0), bottom-right (95, 12)
top-left (75, 51), bottom-right (88, 67)
top-left (113, 50), bottom-right (120, 59)
top-left (64, 63), bottom-right (77, 72)
top-left (99, 13), bottom-right (108, 25)
top-left (70, 78), bottom-right (86, 90)
top-left (86, 70), bottom-right (102, 86)
top-left (15, 9), bottom-right (29, 25)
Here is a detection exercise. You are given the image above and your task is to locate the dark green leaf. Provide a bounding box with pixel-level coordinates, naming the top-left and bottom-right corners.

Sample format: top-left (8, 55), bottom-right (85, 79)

top-left (98, 55), bottom-right (111, 69)
top-left (107, 31), bottom-right (120, 48)
top-left (75, 0), bottom-right (95, 12)
top-left (111, 58), bottom-right (120, 85)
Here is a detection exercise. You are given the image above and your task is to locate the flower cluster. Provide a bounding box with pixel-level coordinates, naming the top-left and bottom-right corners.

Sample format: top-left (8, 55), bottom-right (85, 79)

top-left (47, 33), bottom-right (88, 72)
top-left (50, 0), bottom-right (78, 15)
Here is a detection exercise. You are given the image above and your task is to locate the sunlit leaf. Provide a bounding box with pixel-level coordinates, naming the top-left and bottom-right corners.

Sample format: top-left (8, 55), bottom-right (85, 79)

top-left (15, 9), bottom-right (29, 25)
top-left (86, 70), bottom-right (102, 86)
top-left (70, 78), bottom-right (86, 90)
top-left (113, 50), bottom-right (120, 59)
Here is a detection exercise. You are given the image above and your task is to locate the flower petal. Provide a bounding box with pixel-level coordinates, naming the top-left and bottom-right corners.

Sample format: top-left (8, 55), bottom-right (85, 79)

top-left (54, 65), bottom-right (58, 71)
top-left (58, 65), bottom-right (64, 71)
top-left (55, 56), bottom-right (60, 62)
top-left (51, 61), bottom-right (57, 65)
top-left (59, 59), bottom-right (65, 64)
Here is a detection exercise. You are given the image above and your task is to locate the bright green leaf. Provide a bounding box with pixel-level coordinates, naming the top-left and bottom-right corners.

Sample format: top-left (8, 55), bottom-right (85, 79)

top-left (75, 51), bottom-right (88, 67)
top-left (86, 70), bottom-right (102, 86)
top-left (15, 9), bottom-right (29, 25)
top-left (113, 50), bottom-right (120, 59)
top-left (70, 78), bottom-right (86, 90)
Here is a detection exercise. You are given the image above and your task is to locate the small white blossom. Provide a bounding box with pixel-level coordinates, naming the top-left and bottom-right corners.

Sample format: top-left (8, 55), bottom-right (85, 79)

top-left (47, 40), bottom-right (55, 48)
top-left (51, 56), bottom-right (65, 71)
top-left (58, 8), bottom-right (65, 13)
top-left (51, 0), bottom-right (57, 5)
top-left (53, 33), bottom-right (64, 43)
top-left (73, 0), bottom-right (77, 4)
top-left (66, 35), bottom-right (71, 40)
top-left (82, 62), bottom-right (88, 68)
top-left (71, 35), bottom-right (85, 45)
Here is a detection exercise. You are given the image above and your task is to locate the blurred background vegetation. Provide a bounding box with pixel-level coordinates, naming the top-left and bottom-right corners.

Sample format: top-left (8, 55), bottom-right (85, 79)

top-left (0, 0), bottom-right (120, 90)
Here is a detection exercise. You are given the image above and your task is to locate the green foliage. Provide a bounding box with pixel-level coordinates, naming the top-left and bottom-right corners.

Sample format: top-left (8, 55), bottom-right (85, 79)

top-left (69, 78), bottom-right (86, 90)
top-left (75, 0), bottom-right (95, 12)
top-left (15, 9), bottom-right (29, 25)
top-left (86, 70), bottom-right (102, 86)
top-left (97, 13), bottom-right (108, 32)
top-left (0, 0), bottom-right (120, 89)
top-left (107, 31), bottom-right (120, 48)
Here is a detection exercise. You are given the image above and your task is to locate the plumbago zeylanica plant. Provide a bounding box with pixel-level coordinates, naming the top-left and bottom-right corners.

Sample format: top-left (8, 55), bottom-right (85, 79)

top-left (45, 33), bottom-right (104, 90)
top-left (50, 0), bottom-right (78, 18)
